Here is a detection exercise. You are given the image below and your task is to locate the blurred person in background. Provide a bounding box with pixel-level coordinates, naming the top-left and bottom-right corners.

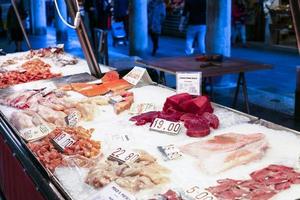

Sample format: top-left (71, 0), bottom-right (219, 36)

top-left (0, 6), bottom-right (4, 37)
top-left (148, 0), bottom-right (166, 56)
top-left (95, 0), bottom-right (112, 30)
top-left (113, 0), bottom-right (129, 39)
top-left (84, 0), bottom-right (97, 44)
top-left (232, 0), bottom-right (248, 47)
top-left (179, 0), bottom-right (207, 55)
top-left (7, 0), bottom-right (28, 52)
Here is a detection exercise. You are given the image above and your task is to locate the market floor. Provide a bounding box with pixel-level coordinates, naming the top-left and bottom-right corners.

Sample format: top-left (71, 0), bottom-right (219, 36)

top-left (0, 27), bottom-right (299, 130)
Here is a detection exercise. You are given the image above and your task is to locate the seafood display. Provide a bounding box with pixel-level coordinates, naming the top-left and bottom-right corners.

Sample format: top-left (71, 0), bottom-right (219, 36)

top-left (0, 59), bottom-right (61, 89)
top-left (207, 165), bottom-right (300, 199)
top-left (130, 93), bottom-right (219, 137)
top-left (28, 126), bottom-right (101, 172)
top-left (180, 133), bottom-right (268, 174)
top-left (85, 150), bottom-right (170, 192)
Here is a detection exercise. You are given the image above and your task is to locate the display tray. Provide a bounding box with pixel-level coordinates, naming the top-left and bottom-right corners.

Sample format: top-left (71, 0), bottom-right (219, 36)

top-left (0, 73), bottom-right (300, 200)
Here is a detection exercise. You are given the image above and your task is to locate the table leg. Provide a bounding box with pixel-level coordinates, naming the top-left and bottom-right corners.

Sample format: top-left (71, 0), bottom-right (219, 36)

top-left (232, 72), bottom-right (250, 114)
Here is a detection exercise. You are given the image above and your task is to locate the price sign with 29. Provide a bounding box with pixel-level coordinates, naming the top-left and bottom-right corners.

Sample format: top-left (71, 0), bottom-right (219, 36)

top-left (150, 118), bottom-right (182, 135)
top-left (185, 186), bottom-right (217, 200)
top-left (108, 147), bottom-right (140, 164)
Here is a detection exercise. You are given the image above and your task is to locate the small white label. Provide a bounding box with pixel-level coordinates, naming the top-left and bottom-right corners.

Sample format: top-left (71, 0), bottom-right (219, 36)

top-left (41, 84), bottom-right (57, 96)
top-left (176, 72), bottom-right (202, 96)
top-left (87, 79), bottom-right (102, 85)
top-left (185, 186), bottom-right (217, 200)
top-left (123, 66), bottom-right (146, 86)
top-left (108, 147), bottom-right (140, 164)
top-left (129, 103), bottom-right (157, 115)
top-left (65, 111), bottom-right (80, 127)
top-left (87, 182), bottom-right (136, 200)
top-left (150, 118), bottom-right (182, 135)
top-left (109, 95), bottom-right (124, 104)
top-left (52, 132), bottom-right (76, 151)
top-left (20, 124), bottom-right (51, 141)
top-left (158, 144), bottom-right (182, 161)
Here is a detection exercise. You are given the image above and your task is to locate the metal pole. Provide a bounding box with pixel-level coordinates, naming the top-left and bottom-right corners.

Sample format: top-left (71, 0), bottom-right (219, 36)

top-left (64, 0), bottom-right (103, 78)
top-left (10, 0), bottom-right (31, 49)
top-left (289, 0), bottom-right (300, 54)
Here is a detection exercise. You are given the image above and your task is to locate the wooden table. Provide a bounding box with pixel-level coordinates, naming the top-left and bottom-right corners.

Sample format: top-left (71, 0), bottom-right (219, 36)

top-left (137, 56), bottom-right (272, 114)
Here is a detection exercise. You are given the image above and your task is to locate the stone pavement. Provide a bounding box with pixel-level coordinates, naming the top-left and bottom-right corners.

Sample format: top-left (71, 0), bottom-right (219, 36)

top-left (0, 27), bottom-right (300, 130)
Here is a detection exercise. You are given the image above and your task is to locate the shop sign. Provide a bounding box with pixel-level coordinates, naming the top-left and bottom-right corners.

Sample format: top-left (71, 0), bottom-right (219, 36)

top-left (176, 72), bottom-right (202, 96)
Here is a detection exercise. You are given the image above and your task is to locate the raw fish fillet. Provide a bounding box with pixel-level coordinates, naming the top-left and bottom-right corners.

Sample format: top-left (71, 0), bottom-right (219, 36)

top-left (10, 111), bottom-right (35, 130)
top-left (180, 133), bottom-right (268, 174)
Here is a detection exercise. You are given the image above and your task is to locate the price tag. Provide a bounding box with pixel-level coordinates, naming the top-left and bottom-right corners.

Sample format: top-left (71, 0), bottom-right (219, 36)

top-left (150, 118), bottom-right (182, 135)
top-left (65, 111), bottom-right (80, 127)
top-left (123, 66), bottom-right (146, 86)
top-left (41, 84), bottom-right (57, 96)
top-left (176, 72), bottom-right (202, 96)
top-left (20, 124), bottom-right (51, 142)
top-left (184, 186), bottom-right (217, 200)
top-left (158, 144), bottom-right (182, 161)
top-left (129, 103), bottom-right (157, 115)
top-left (109, 95), bottom-right (124, 104)
top-left (87, 182), bottom-right (136, 200)
top-left (108, 147), bottom-right (139, 164)
top-left (52, 132), bottom-right (76, 152)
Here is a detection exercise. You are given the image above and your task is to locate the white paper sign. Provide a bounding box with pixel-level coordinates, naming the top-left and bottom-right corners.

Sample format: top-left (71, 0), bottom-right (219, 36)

top-left (184, 186), bottom-right (217, 200)
top-left (65, 111), bottom-right (80, 127)
top-left (88, 182), bottom-right (136, 200)
top-left (41, 84), bottom-right (57, 96)
top-left (123, 66), bottom-right (153, 86)
top-left (129, 103), bottom-right (157, 115)
top-left (108, 147), bottom-right (140, 164)
top-left (52, 132), bottom-right (76, 151)
top-left (20, 124), bottom-right (51, 141)
top-left (157, 144), bottom-right (182, 161)
top-left (176, 72), bottom-right (202, 96)
top-left (150, 118), bottom-right (182, 135)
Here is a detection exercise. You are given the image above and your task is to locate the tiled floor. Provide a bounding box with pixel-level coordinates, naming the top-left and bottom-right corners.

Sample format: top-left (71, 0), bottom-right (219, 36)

top-left (0, 26), bottom-right (300, 130)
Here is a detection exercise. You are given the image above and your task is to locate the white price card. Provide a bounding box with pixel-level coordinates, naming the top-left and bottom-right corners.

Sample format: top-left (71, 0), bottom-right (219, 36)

top-left (158, 144), bottom-right (182, 161)
top-left (129, 103), bottom-right (157, 115)
top-left (52, 132), bottom-right (76, 152)
top-left (176, 72), bottom-right (202, 96)
top-left (109, 95), bottom-right (124, 104)
top-left (184, 186), bottom-right (217, 200)
top-left (87, 182), bottom-right (136, 200)
top-left (20, 124), bottom-right (51, 142)
top-left (65, 111), bottom-right (80, 127)
top-left (123, 66), bottom-right (146, 85)
top-left (108, 147), bottom-right (140, 164)
top-left (41, 84), bottom-right (57, 96)
top-left (150, 118), bottom-right (182, 135)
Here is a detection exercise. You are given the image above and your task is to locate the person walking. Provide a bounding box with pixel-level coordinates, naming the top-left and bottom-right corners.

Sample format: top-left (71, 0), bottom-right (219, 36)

top-left (232, 0), bottom-right (248, 47)
top-left (7, 0), bottom-right (28, 52)
top-left (95, 0), bottom-right (112, 30)
top-left (113, 0), bottom-right (129, 38)
top-left (179, 0), bottom-right (207, 55)
top-left (148, 0), bottom-right (166, 56)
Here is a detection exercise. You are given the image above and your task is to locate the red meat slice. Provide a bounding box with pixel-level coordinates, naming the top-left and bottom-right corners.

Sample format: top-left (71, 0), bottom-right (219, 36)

top-left (186, 122), bottom-right (210, 137)
top-left (158, 111), bottom-right (183, 122)
top-left (180, 113), bottom-right (197, 122)
top-left (130, 111), bottom-right (161, 125)
top-left (202, 112), bottom-right (219, 129)
top-left (179, 96), bottom-right (213, 115)
top-left (163, 93), bottom-right (193, 112)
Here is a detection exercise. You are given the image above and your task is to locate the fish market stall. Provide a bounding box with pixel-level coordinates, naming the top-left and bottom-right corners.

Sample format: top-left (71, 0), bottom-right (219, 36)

top-left (0, 67), bottom-right (300, 200)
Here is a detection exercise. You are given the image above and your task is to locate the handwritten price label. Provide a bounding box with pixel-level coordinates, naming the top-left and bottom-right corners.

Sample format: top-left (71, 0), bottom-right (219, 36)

top-left (20, 124), bottom-right (51, 141)
top-left (150, 118), bottom-right (182, 135)
top-left (65, 111), bottom-right (80, 127)
top-left (158, 144), bottom-right (182, 161)
top-left (108, 147), bottom-right (139, 164)
top-left (52, 132), bottom-right (76, 152)
top-left (185, 186), bottom-right (217, 200)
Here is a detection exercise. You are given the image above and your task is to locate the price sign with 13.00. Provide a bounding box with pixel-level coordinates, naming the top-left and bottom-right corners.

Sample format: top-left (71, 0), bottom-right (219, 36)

top-left (108, 147), bottom-right (140, 164)
top-left (52, 132), bottom-right (76, 152)
top-left (185, 186), bottom-right (217, 200)
top-left (150, 118), bottom-right (182, 135)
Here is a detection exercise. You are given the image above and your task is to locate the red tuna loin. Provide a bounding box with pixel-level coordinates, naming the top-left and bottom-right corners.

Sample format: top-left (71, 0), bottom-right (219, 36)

top-left (179, 96), bottom-right (213, 115)
top-left (163, 93), bottom-right (193, 112)
top-left (130, 111), bottom-right (161, 125)
top-left (201, 112), bottom-right (219, 129)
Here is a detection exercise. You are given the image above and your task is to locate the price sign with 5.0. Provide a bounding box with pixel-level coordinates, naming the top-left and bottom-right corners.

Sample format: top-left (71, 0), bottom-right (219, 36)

top-left (185, 186), bottom-right (217, 200)
top-left (108, 147), bottom-right (140, 164)
top-left (150, 118), bottom-right (182, 135)
top-left (20, 124), bottom-right (51, 141)
top-left (52, 132), bottom-right (76, 152)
